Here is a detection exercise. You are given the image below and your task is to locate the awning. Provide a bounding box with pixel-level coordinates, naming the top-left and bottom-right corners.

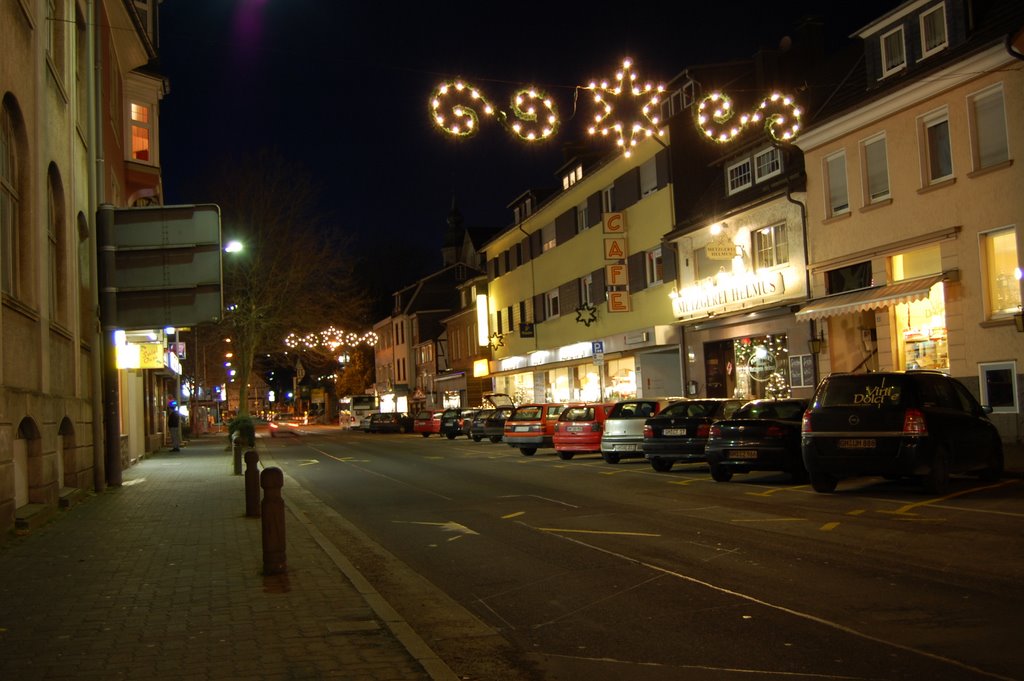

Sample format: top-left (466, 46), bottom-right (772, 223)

top-left (795, 273), bottom-right (945, 321)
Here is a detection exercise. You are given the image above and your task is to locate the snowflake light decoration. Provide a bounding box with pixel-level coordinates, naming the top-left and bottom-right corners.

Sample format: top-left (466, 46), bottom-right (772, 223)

top-left (284, 327), bottom-right (378, 352)
top-left (575, 303), bottom-right (598, 327)
top-left (585, 58), bottom-right (666, 158)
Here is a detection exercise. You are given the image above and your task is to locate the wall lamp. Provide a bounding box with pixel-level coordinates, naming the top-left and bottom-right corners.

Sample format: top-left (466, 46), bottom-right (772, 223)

top-left (807, 330), bottom-right (825, 354)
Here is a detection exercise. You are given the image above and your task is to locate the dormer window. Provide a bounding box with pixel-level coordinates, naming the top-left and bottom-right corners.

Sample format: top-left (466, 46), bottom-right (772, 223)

top-left (754, 148), bottom-right (781, 182)
top-left (562, 164), bottom-right (583, 190)
top-left (920, 5), bottom-right (947, 58)
top-left (881, 26), bottom-right (906, 77)
top-left (727, 158), bottom-right (752, 195)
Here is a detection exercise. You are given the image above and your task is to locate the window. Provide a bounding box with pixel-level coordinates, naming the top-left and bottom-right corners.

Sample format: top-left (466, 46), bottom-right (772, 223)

top-left (507, 305), bottom-right (514, 333)
top-left (863, 134), bottom-right (890, 203)
top-left (825, 151), bottom-right (849, 216)
top-left (47, 0), bottom-right (65, 81)
top-left (1, 100), bottom-right (21, 297)
top-left (826, 262), bottom-right (872, 294)
top-left (645, 247), bottom-right (663, 286)
top-left (727, 158), bottom-right (752, 194)
top-left (979, 361), bottom-right (1019, 414)
top-left (640, 157), bottom-right (658, 196)
top-left (920, 5), bottom-right (947, 58)
top-left (541, 223), bottom-right (556, 252)
top-left (970, 85), bottom-right (1009, 171)
top-left (752, 224), bottom-right (789, 269)
top-left (580, 273), bottom-right (593, 306)
top-left (47, 168), bottom-right (67, 323)
top-left (576, 203), bottom-right (590, 233)
top-left (601, 185), bottom-right (614, 213)
top-left (980, 226), bottom-right (1021, 317)
top-left (545, 289), bottom-right (560, 319)
top-left (881, 26), bottom-right (906, 76)
top-left (130, 102), bottom-right (152, 162)
top-left (496, 309), bottom-right (503, 334)
top-left (922, 111), bottom-right (953, 183)
top-left (754, 147), bottom-right (781, 182)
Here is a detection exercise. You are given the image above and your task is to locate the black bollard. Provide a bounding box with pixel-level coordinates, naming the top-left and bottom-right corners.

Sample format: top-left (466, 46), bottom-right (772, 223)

top-left (260, 467), bottom-right (287, 575)
top-left (232, 433), bottom-right (243, 475)
top-left (244, 450), bottom-right (260, 518)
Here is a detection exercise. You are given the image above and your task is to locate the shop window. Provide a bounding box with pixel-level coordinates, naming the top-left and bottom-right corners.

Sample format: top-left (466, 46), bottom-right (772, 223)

top-left (897, 281), bottom-right (947, 371)
top-left (881, 26), bottom-right (906, 77)
top-left (825, 151), bottom-right (849, 216)
top-left (826, 262), bottom-right (872, 294)
top-left (978, 361), bottom-right (1019, 414)
top-left (970, 85), bottom-right (1009, 171)
top-left (752, 223), bottom-right (788, 270)
top-left (645, 247), bottom-right (663, 286)
top-left (863, 134), bottom-right (890, 203)
top-left (733, 334), bottom-right (791, 400)
top-left (921, 110), bottom-right (953, 184)
top-left (920, 5), bottom-right (948, 58)
top-left (980, 226), bottom-right (1021, 318)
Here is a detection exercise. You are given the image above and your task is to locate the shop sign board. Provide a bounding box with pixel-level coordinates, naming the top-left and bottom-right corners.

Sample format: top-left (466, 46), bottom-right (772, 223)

top-left (706, 236), bottom-right (738, 260)
top-left (672, 270), bottom-right (786, 320)
top-left (604, 237), bottom-right (627, 260)
top-left (608, 291), bottom-right (632, 313)
top-left (606, 263), bottom-right (628, 286)
top-left (603, 212), bottom-right (625, 234)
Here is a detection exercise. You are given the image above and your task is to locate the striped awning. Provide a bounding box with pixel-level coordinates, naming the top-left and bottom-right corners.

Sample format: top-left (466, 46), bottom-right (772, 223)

top-left (795, 273), bottom-right (945, 321)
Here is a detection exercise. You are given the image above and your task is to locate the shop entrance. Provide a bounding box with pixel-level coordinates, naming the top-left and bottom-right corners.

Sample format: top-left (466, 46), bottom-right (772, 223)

top-left (704, 340), bottom-right (735, 398)
top-left (705, 334), bottom-right (791, 400)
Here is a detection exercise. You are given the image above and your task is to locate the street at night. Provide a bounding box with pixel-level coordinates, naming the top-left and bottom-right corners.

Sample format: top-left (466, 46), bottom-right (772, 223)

top-left (261, 428), bottom-right (1024, 681)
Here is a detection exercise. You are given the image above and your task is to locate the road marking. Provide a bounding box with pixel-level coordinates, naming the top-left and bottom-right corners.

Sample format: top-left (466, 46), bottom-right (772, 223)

top-left (847, 509), bottom-right (866, 516)
top-left (670, 478), bottom-right (702, 486)
top-left (730, 517), bottom-right (804, 523)
top-left (820, 522), bottom-right (840, 531)
top-left (424, 456), bottom-right (444, 460)
top-left (745, 485), bottom-right (809, 497)
top-left (298, 459), bottom-right (320, 466)
top-left (879, 479), bottom-right (1018, 516)
top-left (392, 520), bottom-right (479, 537)
top-left (502, 511), bottom-right (525, 519)
top-left (498, 495), bottom-right (579, 509)
top-left (538, 527), bottom-right (660, 537)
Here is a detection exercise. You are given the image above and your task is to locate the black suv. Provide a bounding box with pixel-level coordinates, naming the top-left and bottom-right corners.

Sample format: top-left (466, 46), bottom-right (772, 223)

top-left (801, 371), bottom-right (1004, 494)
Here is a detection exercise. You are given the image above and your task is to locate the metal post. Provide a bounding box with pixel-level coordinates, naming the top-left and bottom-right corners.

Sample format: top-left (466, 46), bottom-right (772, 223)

top-left (244, 450), bottom-right (260, 518)
top-left (232, 432), bottom-right (243, 475)
top-left (260, 467), bottom-right (286, 575)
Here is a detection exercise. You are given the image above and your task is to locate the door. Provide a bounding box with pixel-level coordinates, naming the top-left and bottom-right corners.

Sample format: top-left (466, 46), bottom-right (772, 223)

top-left (704, 340), bottom-right (735, 398)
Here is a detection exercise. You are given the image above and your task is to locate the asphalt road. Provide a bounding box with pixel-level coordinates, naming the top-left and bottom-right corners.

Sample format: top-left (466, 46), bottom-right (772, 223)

top-left (261, 427), bottom-right (1024, 681)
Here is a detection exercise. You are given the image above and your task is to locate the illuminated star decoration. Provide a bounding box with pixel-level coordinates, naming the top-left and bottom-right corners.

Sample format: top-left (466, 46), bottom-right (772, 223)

top-left (488, 331), bottom-right (505, 351)
top-left (429, 81), bottom-right (559, 142)
top-left (586, 58), bottom-right (666, 158)
top-left (696, 91), bottom-right (803, 143)
top-left (284, 327), bottom-right (378, 352)
top-left (575, 303), bottom-right (598, 327)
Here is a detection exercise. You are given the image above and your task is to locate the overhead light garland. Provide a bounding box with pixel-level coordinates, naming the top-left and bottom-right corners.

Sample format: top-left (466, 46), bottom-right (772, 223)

top-left (429, 81), bottom-right (559, 142)
top-left (585, 58), bottom-right (665, 158)
top-left (696, 91), bottom-right (802, 144)
top-left (284, 327), bottom-right (378, 352)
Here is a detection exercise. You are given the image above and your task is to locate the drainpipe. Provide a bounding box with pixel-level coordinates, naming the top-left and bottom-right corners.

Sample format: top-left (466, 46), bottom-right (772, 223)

top-left (784, 168), bottom-right (820, 384)
top-left (87, 0), bottom-right (106, 492)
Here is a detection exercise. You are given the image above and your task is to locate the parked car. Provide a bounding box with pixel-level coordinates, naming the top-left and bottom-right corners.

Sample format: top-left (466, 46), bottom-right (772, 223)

top-left (412, 410), bottom-right (443, 437)
top-left (367, 411), bottom-right (410, 434)
top-left (483, 406), bottom-right (515, 443)
top-left (600, 397), bottom-right (681, 463)
top-left (801, 371), bottom-right (1004, 494)
top-left (439, 408), bottom-right (479, 439)
top-left (469, 408), bottom-right (495, 442)
top-left (643, 398), bottom-right (746, 471)
top-left (553, 403), bottom-right (615, 460)
top-left (503, 403), bottom-right (566, 455)
top-left (704, 399), bottom-right (809, 482)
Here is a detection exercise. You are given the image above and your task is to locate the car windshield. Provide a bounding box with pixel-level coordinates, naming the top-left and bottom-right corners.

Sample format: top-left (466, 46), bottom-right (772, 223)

top-left (512, 406), bottom-right (542, 420)
top-left (608, 401), bottom-right (657, 419)
top-left (734, 400), bottom-right (807, 420)
top-left (818, 375), bottom-right (905, 408)
top-left (659, 401), bottom-right (723, 418)
top-left (560, 406), bottom-right (595, 421)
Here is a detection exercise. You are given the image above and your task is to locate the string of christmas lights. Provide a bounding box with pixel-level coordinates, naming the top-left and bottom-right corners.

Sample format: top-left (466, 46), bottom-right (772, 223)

top-left (284, 327), bottom-right (378, 352)
top-left (429, 81), bottom-right (559, 141)
top-left (696, 91), bottom-right (803, 144)
top-left (585, 58), bottom-right (665, 158)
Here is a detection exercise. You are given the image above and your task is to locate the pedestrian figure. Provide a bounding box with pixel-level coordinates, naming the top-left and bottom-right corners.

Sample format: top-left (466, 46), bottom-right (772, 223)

top-left (168, 404), bottom-right (181, 452)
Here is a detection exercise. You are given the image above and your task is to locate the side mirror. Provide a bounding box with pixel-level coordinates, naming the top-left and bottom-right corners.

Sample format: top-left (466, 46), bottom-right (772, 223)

top-left (981, 405), bottom-right (994, 415)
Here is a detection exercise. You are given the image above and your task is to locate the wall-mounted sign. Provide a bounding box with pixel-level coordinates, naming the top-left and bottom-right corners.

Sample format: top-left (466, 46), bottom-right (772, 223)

top-left (705, 236), bottom-right (738, 260)
top-left (604, 237), bottom-right (628, 260)
top-left (603, 212), bottom-right (625, 234)
top-left (608, 291), bottom-right (632, 313)
top-left (606, 263), bottom-right (628, 286)
top-left (671, 270), bottom-right (786, 320)
top-left (519, 322), bottom-right (535, 338)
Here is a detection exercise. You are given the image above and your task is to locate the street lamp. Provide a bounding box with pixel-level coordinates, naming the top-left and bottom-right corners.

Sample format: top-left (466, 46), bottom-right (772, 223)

top-left (224, 240), bottom-right (244, 253)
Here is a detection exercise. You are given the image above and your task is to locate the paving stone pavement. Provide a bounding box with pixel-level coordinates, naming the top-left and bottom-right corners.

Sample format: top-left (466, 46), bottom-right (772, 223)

top-left (0, 435), bottom-right (454, 681)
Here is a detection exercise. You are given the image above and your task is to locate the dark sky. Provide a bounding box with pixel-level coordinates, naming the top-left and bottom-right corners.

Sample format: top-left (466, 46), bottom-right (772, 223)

top-left (157, 1), bottom-right (900, 311)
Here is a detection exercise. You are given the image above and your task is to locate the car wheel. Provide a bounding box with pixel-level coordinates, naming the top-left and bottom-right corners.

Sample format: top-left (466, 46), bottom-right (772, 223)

top-left (709, 464), bottom-right (732, 482)
top-left (650, 458), bottom-right (673, 473)
top-left (489, 436), bottom-right (502, 443)
top-left (421, 433), bottom-right (430, 438)
top-left (602, 452), bottom-right (620, 464)
top-left (809, 472), bottom-right (838, 493)
top-left (472, 435), bottom-right (482, 442)
top-left (923, 447), bottom-right (950, 495)
top-left (977, 440), bottom-right (1004, 482)
top-left (557, 451), bottom-right (575, 460)
top-left (520, 447), bottom-right (537, 456)
top-left (446, 433), bottom-right (456, 440)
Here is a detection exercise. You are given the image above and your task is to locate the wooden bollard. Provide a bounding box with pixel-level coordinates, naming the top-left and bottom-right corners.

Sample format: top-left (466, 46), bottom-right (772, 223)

top-left (260, 467), bottom-right (287, 575)
top-left (244, 450), bottom-right (260, 518)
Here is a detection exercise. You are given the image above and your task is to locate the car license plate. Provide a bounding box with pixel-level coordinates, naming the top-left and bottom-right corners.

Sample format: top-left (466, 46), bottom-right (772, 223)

top-left (515, 426), bottom-right (530, 432)
top-left (662, 428), bottom-right (686, 436)
top-left (616, 444), bottom-right (637, 451)
top-left (728, 450), bottom-right (758, 459)
top-left (838, 438), bottom-right (876, 449)
top-left (567, 425), bottom-right (584, 433)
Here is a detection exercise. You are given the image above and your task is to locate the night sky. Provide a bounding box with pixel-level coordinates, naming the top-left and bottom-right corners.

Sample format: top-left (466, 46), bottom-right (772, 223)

top-left (157, 1), bottom-right (901, 314)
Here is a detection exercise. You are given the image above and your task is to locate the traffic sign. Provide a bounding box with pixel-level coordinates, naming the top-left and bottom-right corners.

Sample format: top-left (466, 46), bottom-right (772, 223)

top-left (592, 340), bottom-right (605, 354)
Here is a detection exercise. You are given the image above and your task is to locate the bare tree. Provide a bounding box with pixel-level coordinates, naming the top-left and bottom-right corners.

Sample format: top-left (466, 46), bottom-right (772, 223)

top-left (212, 150), bottom-right (370, 416)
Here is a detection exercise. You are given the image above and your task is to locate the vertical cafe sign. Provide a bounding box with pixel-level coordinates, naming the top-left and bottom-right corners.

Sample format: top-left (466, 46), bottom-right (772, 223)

top-left (604, 212), bottom-right (631, 312)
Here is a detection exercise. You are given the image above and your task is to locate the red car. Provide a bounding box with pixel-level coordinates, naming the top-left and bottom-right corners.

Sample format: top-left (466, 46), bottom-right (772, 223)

top-left (553, 403), bottom-right (615, 460)
top-left (503, 403), bottom-right (566, 456)
top-left (413, 410), bottom-right (443, 437)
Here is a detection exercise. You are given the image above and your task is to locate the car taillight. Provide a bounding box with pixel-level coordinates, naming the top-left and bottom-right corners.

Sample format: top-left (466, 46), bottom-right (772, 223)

top-left (902, 408), bottom-right (928, 435)
top-left (801, 410), bottom-right (812, 434)
top-left (530, 424), bottom-right (542, 432)
top-left (643, 424), bottom-right (653, 438)
top-left (765, 425), bottom-right (785, 439)
top-left (709, 425), bottom-right (721, 438)
top-left (696, 424), bottom-right (710, 438)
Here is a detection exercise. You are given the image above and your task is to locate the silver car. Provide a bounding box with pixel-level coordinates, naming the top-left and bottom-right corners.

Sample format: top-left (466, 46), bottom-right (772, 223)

top-left (600, 397), bottom-right (684, 463)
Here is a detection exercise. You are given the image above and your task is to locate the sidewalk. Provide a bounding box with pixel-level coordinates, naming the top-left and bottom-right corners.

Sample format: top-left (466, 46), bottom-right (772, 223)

top-left (0, 435), bottom-right (456, 681)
